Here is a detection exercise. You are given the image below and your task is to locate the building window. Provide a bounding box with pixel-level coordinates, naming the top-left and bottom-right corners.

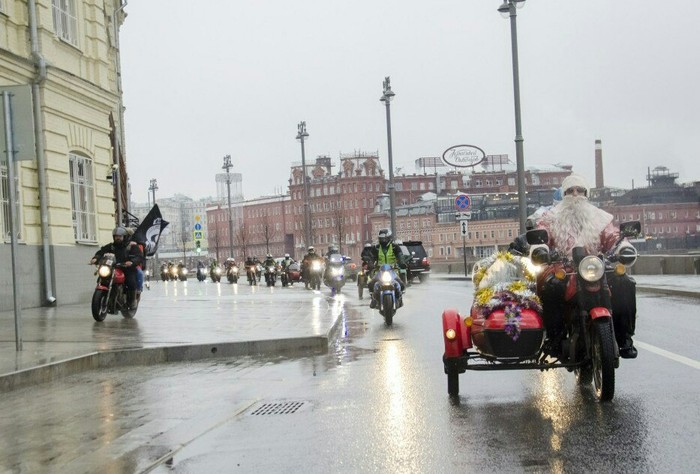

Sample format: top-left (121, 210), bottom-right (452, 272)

top-left (69, 152), bottom-right (96, 242)
top-left (1, 161), bottom-right (22, 241)
top-left (52, 0), bottom-right (79, 46)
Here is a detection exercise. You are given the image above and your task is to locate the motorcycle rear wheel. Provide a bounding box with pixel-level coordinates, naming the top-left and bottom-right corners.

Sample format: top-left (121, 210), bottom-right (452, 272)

top-left (91, 289), bottom-right (108, 322)
top-left (592, 320), bottom-right (616, 401)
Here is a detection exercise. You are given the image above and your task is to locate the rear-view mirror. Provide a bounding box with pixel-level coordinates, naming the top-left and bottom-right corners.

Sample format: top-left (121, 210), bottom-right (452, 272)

top-left (526, 229), bottom-right (548, 245)
top-left (619, 221), bottom-right (641, 238)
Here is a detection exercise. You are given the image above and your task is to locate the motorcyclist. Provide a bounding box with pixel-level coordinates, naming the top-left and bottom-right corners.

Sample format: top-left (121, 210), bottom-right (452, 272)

top-left (301, 246), bottom-right (322, 289)
top-left (368, 229), bottom-right (406, 309)
top-left (534, 174), bottom-right (638, 359)
top-left (361, 242), bottom-right (375, 266)
top-left (125, 227), bottom-right (146, 292)
top-left (263, 253), bottom-right (276, 268)
top-left (90, 226), bottom-right (142, 310)
top-left (280, 253), bottom-right (294, 270)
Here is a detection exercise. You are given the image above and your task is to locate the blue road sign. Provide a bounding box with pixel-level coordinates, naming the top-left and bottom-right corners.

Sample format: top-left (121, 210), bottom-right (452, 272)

top-left (194, 223), bottom-right (202, 231)
top-left (455, 194), bottom-right (471, 210)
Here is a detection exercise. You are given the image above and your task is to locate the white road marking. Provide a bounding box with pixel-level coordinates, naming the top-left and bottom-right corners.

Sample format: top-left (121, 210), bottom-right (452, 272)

top-left (636, 340), bottom-right (700, 370)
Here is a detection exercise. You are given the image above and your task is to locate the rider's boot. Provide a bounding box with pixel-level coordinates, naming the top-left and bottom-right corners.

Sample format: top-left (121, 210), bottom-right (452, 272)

top-left (127, 290), bottom-right (138, 311)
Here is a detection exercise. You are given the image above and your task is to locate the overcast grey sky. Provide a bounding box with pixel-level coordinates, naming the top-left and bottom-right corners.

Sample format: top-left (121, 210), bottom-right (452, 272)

top-left (120, 1), bottom-right (700, 204)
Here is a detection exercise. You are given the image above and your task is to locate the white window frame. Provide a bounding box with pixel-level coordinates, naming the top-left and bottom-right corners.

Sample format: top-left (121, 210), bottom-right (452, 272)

top-left (1, 162), bottom-right (23, 241)
top-left (69, 152), bottom-right (97, 242)
top-left (52, 0), bottom-right (79, 47)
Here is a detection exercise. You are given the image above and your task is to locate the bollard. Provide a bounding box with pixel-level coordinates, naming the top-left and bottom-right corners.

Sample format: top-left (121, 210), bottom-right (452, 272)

top-left (659, 258), bottom-right (666, 275)
top-left (694, 257), bottom-right (700, 276)
top-left (448, 264), bottom-right (452, 274)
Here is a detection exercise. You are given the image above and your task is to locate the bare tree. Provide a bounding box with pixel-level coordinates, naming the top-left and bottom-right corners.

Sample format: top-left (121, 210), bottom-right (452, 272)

top-left (234, 222), bottom-right (250, 259)
top-left (332, 203), bottom-right (346, 254)
top-left (260, 214), bottom-right (277, 255)
top-left (211, 229), bottom-right (221, 262)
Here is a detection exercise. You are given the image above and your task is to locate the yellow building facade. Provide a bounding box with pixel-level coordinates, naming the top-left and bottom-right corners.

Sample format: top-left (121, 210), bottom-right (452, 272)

top-left (1, 0), bottom-right (128, 309)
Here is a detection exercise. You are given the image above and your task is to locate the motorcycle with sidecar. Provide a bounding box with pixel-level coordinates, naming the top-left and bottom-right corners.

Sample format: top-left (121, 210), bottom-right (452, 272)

top-left (441, 221), bottom-right (640, 402)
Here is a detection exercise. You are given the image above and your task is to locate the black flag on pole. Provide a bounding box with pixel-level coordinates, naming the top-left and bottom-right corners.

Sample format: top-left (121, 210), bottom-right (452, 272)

top-left (132, 204), bottom-right (169, 256)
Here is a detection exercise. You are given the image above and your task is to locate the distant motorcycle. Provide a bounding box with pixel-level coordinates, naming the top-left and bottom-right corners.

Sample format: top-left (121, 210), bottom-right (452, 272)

top-left (357, 260), bottom-right (371, 299)
top-left (247, 263), bottom-right (258, 286)
top-left (196, 266), bottom-right (207, 282)
top-left (264, 264), bottom-right (277, 287)
top-left (210, 265), bottom-right (222, 283)
top-left (91, 253), bottom-right (138, 321)
top-left (169, 265), bottom-right (179, 281)
top-left (178, 266), bottom-right (188, 282)
top-left (374, 264), bottom-right (403, 326)
top-left (307, 260), bottom-right (323, 291)
top-left (324, 254), bottom-right (346, 295)
top-left (160, 265), bottom-right (169, 281)
top-left (227, 265), bottom-right (239, 283)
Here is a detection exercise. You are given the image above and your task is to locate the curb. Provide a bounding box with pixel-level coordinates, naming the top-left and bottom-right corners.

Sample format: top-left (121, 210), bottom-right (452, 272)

top-left (0, 335), bottom-right (331, 393)
top-left (636, 286), bottom-right (700, 299)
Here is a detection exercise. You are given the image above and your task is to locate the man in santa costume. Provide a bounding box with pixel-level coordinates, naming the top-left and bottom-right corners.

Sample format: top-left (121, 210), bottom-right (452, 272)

top-left (535, 174), bottom-right (638, 359)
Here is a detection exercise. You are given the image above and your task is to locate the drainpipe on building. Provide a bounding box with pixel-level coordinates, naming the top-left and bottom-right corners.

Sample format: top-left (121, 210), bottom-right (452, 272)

top-left (28, 0), bottom-right (56, 305)
top-left (113, 1), bottom-right (128, 225)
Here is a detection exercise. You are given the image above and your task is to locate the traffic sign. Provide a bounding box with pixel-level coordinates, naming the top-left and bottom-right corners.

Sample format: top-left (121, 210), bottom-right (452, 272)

top-left (194, 223), bottom-right (202, 231)
top-left (455, 194), bottom-right (471, 210)
top-left (459, 220), bottom-right (468, 237)
top-left (455, 211), bottom-right (472, 220)
top-left (193, 230), bottom-right (203, 240)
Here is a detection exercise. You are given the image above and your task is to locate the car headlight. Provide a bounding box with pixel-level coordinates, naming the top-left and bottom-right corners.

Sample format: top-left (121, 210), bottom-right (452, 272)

top-left (380, 272), bottom-right (393, 284)
top-left (98, 265), bottom-right (112, 278)
top-left (578, 256), bottom-right (604, 282)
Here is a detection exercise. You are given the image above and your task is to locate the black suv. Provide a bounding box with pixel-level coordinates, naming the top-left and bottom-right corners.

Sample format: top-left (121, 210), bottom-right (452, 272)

top-left (402, 240), bottom-right (430, 282)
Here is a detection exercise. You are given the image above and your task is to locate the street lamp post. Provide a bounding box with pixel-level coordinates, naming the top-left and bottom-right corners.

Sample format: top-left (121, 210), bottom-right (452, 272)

top-left (296, 122), bottom-right (311, 248)
top-left (498, 0), bottom-right (528, 233)
top-left (380, 76), bottom-right (397, 236)
top-left (222, 155), bottom-right (234, 257)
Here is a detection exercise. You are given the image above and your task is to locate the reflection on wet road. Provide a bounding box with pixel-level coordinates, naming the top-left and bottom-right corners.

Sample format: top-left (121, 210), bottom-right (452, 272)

top-left (1, 280), bottom-right (698, 472)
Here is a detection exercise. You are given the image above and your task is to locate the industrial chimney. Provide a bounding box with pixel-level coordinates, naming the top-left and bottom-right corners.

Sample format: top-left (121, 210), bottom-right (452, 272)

top-left (594, 139), bottom-right (604, 189)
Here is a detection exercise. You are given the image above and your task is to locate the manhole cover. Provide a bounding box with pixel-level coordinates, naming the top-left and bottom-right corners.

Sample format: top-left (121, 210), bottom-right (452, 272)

top-left (250, 401), bottom-right (307, 415)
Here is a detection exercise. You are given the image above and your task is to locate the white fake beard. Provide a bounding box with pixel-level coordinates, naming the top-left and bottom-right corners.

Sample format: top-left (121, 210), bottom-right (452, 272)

top-left (548, 196), bottom-right (610, 254)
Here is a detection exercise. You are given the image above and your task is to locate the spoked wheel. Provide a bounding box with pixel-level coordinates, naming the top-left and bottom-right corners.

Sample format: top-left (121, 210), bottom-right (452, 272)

top-left (592, 320), bottom-right (616, 401)
top-left (447, 367), bottom-right (459, 397)
top-left (382, 294), bottom-right (394, 326)
top-left (91, 289), bottom-right (108, 322)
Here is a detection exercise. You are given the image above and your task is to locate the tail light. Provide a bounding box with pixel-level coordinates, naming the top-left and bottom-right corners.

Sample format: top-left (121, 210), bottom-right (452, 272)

top-left (422, 257), bottom-right (430, 267)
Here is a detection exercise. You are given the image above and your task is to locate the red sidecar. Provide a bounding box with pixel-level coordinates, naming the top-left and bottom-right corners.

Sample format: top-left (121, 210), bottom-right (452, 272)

top-left (441, 252), bottom-right (545, 397)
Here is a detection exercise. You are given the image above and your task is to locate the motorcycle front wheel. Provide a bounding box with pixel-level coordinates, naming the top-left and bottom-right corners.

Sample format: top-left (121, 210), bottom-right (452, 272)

top-left (357, 277), bottom-right (365, 299)
top-left (382, 293), bottom-right (394, 326)
top-left (91, 289), bottom-right (108, 322)
top-left (592, 319), bottom-right (616, 401)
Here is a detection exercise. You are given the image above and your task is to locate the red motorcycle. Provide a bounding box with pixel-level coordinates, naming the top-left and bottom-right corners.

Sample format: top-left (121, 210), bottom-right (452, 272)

top-left (91, 253), bottom-right (139, 321)
top-left (442, 222), bottom-right (640, 402)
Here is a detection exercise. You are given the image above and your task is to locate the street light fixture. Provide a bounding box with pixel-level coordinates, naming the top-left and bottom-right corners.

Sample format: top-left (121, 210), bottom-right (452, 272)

top-left (222, 154), bottom-right (234, 257)
top-left (498, 0), bottom-right (528, 233)
top-left (380, 76), bottom-right (397, 236)
top-left (296, 121), bottom-right (311, 249)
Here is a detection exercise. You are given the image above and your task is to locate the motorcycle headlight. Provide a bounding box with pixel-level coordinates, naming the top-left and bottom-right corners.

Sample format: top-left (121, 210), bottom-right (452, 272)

top-left (380, 272), bottom-right (393, 284)
top-left (268, 266), bottom-right (275, 272)
top-left (215, 268), bottom-right (221, 274)
top-left (578, 256), bottom-right (604, 282)
top-left (312, 262), bottom-right (321, 271)
top-left (98, 265), bottom-right (112, 278)
top-left (232, 267), bottom-right (239, 273)
top-left (181, 269), bottom-right (188, 275)
top-left (332, 268), bottom-right (342, 276)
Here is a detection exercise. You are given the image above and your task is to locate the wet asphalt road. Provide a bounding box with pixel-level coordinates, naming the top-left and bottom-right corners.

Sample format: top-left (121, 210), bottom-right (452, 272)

top-left (1, 279), bottom-right (699, 473)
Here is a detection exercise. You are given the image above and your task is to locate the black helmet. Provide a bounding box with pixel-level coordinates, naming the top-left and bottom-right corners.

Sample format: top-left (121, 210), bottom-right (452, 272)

top-left (266, 253), bottom-right (272, 258)
top-left (329, 245), bottom-right (339, 254)
top-left (112, 226), bottom-right (128, 237)
top-left (378, 228), bottom-right (392, 246)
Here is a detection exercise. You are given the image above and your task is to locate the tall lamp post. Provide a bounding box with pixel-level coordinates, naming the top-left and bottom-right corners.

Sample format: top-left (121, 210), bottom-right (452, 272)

top-left (296, 122), bottom-right (311, 249)
top-left (498, 0), bottom-right (528, 233)
top-left (380, 76), bottom-right (397, 236)
top-left (222, 155), bottom-right (234, 257)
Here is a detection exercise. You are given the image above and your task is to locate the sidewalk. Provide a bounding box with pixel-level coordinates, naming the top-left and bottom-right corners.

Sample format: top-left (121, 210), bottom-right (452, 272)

top-left (0, 282), bottom-right (343, 392)
top-left (1, 275), bottom-right (698, 392)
